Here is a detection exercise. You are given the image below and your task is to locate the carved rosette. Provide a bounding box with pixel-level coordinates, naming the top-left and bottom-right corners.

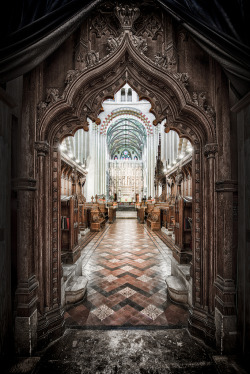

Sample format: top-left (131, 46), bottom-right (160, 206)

top-left (35, 141), bottom-right (50, 157)
top-left (204, 143), bottom-right (218, 159)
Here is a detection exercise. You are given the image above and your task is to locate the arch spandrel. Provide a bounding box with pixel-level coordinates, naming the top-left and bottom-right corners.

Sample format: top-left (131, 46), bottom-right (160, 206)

top-left (37, 31), bottom-right (216, 145)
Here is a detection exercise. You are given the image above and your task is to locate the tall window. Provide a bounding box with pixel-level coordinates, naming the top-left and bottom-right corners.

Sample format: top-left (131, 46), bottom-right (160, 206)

top-left (127, 88), bottom-right (132, 102)
top-left (121, 88), bottom-right (126, 102)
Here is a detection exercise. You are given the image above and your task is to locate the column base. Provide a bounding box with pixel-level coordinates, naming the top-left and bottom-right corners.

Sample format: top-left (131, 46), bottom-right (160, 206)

top-left (188, 306), bottom-right (216, 348)
top-left (37, 306), bottom-right (65, 350)
top-left (61, 245), bottom-right (81, 264)
top-left (215, 307), bottom-right (238, 354)
top-left (15, 310), bottom-right (38, 356)
top-left (173, 245), bottom-right (192, 264)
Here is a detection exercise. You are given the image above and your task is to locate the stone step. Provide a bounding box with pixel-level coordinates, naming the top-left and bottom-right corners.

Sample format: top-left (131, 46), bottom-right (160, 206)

top-left (177, 264), bottom-right (191, 281)
top-left (165, 275), bottom-right (188, 305)
top-left (62, 264), bottom-right (77, 281)
top-left (65, 276), bottom-right (88, 304)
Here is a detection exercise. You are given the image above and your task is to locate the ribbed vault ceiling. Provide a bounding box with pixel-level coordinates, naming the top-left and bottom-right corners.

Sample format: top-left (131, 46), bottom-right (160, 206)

top-left (107, 118), bottom-right (147, 159)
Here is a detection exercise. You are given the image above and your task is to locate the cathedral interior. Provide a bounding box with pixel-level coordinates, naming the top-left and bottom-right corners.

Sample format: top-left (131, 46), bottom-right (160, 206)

top-left (0, 1), bottom-right (250, 373)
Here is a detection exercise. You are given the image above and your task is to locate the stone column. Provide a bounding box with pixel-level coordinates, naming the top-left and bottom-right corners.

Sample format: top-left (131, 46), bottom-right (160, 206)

top-left (203, 143), bottom-right (218, 342)
top-left (34, 141), bottom-right (50, 317)
top-left (13, 70), bottom-right (40, 356)
top-left (13, 178), bottom-right (38, 356)
top-left (36, 144), bottom-right (64, 348)
top-left (214, 179), bottom-right (237, 353)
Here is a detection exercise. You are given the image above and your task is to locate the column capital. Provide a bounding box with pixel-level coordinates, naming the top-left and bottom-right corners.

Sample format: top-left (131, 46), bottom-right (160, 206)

top-left (35, 141), bottom-right (50, 157)
top-left (204, 143), bottom-right (218, 158)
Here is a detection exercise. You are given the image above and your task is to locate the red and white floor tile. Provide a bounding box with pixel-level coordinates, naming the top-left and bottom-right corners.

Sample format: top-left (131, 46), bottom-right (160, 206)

top-left (64, 220), bottom-right (188, 328)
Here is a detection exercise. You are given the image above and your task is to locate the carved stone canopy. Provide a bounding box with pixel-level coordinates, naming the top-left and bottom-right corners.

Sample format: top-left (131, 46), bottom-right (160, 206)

top-left (38, 5), bottom-right (216, 148)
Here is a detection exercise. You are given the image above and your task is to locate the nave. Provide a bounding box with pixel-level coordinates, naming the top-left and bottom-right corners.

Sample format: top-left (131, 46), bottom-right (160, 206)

top-left (65, 219), bottom-right (188, 328)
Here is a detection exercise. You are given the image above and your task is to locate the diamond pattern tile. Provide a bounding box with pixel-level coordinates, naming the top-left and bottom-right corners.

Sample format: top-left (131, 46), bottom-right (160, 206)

top-left (137, 275), bottom-right (152, 282)
top-left (118, 287), bottom-right (137, 298)
top-left (141, 304), bottom-right (163, 320)
top-left (92, 305), bottom-right (114, 321)
top-left (121, 265), bottom-right (134, 272)
top-left (104, 275), bottom-right (118, 282)
top-left (65, 220), bottom-right (189, 327)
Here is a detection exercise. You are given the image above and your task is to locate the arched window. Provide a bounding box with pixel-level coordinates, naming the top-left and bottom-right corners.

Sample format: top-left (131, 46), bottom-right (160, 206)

top-left (127, 88), bottom-right (132, 102)
top-left (121, 88), bottom-right (126, 102)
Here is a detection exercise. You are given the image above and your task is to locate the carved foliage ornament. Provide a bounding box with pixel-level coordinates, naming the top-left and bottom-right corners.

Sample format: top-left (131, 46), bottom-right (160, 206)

top-left (91, 14), bottom-right (108, 37)
top-left (46, 88), bottom-right (60, 104)
top-left (154, 52), bottom-right (176, 69)
top-left (192, 91), bottom-right (216, 124)
top-left (37, 88), bottom-right (61, 122)
top-left (172, 73), bottom-right (189, 86)
top-left (35, 141), bottom-right (50, 157)
top-left (204, 143), bottom-right (218, 158)
top-left (65, 70), bottom-right (79, 86)
top-left (131, 35), bottom-right (148, 54)
top-left (86, 50), bottom-right (100, 67)
top-left (136, 14), bottom-right (162, 40)
top-left (107, 35), bottom-right (123, 53)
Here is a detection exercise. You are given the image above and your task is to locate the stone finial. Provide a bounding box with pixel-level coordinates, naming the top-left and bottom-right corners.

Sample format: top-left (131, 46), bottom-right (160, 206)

top-left (114, 4), bottom-right (140, 30)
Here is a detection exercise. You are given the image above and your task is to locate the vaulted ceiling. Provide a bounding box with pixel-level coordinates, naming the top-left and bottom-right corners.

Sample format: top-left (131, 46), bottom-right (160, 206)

top-left (107, 118), bottom-right (147, 159)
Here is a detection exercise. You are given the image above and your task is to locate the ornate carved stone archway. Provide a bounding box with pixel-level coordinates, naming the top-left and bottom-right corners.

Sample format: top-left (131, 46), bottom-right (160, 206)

top-left (35, 28), bottom-right (218, 348)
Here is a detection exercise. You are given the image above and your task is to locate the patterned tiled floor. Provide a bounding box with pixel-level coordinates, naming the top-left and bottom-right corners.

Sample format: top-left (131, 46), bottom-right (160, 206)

top-left (65, 220), bottom-right (188, 328)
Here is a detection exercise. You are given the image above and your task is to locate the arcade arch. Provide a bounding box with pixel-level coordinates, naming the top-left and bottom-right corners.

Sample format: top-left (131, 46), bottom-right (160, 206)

top-left (10, 1), bottom-right (236, 357)
top-left (35, 36), bottom-right (217, 348)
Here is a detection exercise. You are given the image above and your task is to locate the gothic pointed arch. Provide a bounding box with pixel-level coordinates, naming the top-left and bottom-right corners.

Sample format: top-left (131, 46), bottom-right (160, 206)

top-left (33, 2), bottom-right (224, 351)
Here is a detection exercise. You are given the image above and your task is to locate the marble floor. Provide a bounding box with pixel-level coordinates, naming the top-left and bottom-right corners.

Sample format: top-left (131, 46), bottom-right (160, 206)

top-left (6, 221), bottom-right (249, 374)
top-left (116, 211), bottom-right (137, 219)
top-left (65, 219), bottom-right (188, 328)
top-left (8, 329), bottom-right (248, 374)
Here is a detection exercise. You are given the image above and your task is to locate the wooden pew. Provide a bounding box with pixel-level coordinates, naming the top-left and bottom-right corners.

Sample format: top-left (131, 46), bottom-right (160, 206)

top-left (61, 195), bottom-right (80, 263)
top-left (147, 207), bottom-right (161, 231)
top-left (173, 196), bottom-right (192, 264)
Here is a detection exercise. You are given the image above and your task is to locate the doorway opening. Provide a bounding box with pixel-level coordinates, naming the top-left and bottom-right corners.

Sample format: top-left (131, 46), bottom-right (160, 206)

top-left (58, 84), bottom-right (194, 328)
